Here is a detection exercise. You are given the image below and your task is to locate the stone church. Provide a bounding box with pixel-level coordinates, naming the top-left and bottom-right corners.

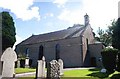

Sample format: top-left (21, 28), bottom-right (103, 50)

top-left (15, 14), bottom-right (103, 68)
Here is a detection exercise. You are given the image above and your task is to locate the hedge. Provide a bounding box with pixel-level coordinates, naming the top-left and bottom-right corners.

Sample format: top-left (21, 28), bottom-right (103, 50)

top-left (101, 48), bottom-right (118, 73)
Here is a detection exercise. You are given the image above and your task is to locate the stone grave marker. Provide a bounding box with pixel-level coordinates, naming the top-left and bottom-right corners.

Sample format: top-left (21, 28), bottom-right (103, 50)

top-left (17, 59), bottom-right (20, 68)
top-left (25, 57), bottom-right (29, 68)
top-left (100, 68), bottom-right (107, 73)
top-left (1, 47), bottom-right (17, 77)
top-left (47, 60), bottom-right (60, 79)
top-left (58, 59), bottom-right (63, 75)
top-left (37, 56), bottom-right (46, 78)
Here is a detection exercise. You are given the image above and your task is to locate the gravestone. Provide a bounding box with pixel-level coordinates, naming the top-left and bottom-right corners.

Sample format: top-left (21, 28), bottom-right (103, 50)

top-left (25, 57), bottom-right (29, 68)
top-left (1, 47), bottom-right (17, 77)
top-left (37, 56), bottom-right (46, 78)
top-left (100, 68), bottom-right (107, 73)
top-left (47, 60), bottom-right (60, 79)
top-left (58, 59), bottom-right (63, 75)
top-left (17, 59), bottom-right (20, 68)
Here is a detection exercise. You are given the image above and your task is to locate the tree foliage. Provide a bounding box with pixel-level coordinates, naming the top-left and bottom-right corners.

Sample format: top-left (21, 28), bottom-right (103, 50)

top-left (1, 11), bottom-right (16, 51)
top-left (96, 20), bottom-right (116, 47)
top-left (96, 27), bottom-right (111, 47)
top-left (112, 18), bottom-right (120, 50)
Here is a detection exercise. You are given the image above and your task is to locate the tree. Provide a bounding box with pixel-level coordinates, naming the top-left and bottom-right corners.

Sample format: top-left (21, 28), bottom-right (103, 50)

top-left (112, 18), bottom-right (120, 50)
top-left (105, 20), bottom-right (116, 46)
top-left (96, 27), bottom-right (111, 46)
top-left (1, 11), bottom-right (16, 51)
top-left (112, 18), bottom-right (120, 72)
top-left (96, 20), bottom-right (116, 47)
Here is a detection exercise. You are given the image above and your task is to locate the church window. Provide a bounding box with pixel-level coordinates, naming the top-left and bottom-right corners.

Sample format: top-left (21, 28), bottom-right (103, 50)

top-left (38, 45), bottom-right (44, 60)
top-left (55, 44), bottom-right (60, 60)
top-left (25, 48), bottom-right (29, 57)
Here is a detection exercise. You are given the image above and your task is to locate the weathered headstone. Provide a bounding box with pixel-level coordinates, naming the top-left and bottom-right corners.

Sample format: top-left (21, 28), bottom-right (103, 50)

top-left (17, 59), bottom-right (20, 68)
top-left (37, 56), bottom-right (46, 78)
top-left (1, 47), bottom-right (17, 77)
top-left (25, 57), bottom-right (29, 68)
top-left (58, 59), bottom-right (63, 75)
top-left (47, 60), bottom-right (60, 79)
top-left (35, 45), bottom-right (44, 79)
top-left (100, 68), bottom-right (107, 73)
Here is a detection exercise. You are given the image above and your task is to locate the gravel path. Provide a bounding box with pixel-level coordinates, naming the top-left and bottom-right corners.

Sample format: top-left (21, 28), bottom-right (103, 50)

top-left (15, 72), bottom-right (36, 77)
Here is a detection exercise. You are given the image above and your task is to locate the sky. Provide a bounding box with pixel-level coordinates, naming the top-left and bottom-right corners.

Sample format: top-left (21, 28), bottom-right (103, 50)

top-left (0, 0), bottom-right (119, 49)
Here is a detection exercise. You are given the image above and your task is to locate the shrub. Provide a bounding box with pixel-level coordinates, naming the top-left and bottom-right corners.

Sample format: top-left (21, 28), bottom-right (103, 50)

top-left (101, 48), bottom-right (118, 73)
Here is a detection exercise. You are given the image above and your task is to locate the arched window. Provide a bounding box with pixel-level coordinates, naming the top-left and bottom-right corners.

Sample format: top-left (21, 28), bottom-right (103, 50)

top-left (26, 48), bottom-right (29, 57)
top-left (38, 45), bottom-right (44, 60)
top-left (55, 44), bottom-right (60, 60)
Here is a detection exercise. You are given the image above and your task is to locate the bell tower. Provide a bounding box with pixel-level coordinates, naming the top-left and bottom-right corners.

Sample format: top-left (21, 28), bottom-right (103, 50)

top-left (84, 13), bottom-right (89, 26)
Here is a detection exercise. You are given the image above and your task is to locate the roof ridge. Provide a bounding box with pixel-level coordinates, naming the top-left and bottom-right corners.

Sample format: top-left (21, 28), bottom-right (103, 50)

top-left (64, 26), bottom-right (85, 39)
top-left (17, 24), bottom-right (84, 45)
top-left (36, 28), bottom-right (67, 36)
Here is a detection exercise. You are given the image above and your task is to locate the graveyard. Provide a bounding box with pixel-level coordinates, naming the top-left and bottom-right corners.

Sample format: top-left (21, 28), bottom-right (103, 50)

top-left (1, 21), bottom-right (120, 79)
top-left (0, 1), bottom-right (120, 78)
top-left (14, 67), bottom-right (120, 79)
top-left (0, 47), bottom-right (119, 79)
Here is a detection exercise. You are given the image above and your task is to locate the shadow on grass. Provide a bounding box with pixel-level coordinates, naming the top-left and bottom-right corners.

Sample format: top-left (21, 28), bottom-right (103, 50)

top-left (61, 77), bottom-right (104, 79)
top-left (110, 74), bottom-right (120, 79)
top-left (87, 68), bottom-right (111, 78)
top-left (88, 68), bottom-right (100, 71)
top-left (87, 72), bottom-right (109, 78)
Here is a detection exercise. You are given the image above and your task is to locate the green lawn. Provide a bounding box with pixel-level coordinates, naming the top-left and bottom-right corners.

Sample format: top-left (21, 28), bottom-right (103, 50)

top-left (15, 68), bottom-right (36, 74)
top-left (15, 68), bottom-right (120, 79)
top-left (17, 77), bottom-right (35, 79)
top-left (62, 68), bottom-right (120, 79)
top-left (63, 69), bottom-right (99, 77)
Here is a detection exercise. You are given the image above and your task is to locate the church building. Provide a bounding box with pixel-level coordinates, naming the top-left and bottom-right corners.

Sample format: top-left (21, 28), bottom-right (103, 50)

top-left (15, 14), bottom-right (103, 68)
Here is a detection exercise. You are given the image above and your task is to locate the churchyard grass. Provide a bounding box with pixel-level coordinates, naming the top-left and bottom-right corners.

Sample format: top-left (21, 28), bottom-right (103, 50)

top-left (62, 68), bottom-right (119, 79)
top-left (63, 68), bottom-right (102, 77)
top-left (16, 68), bottom-right (120, 79)
top-left (63, 69), bottom-right (98, 77)
top-left (17, 77), bottom-right (35, 79)
top-left (15, 68), bottom-right (36, 74)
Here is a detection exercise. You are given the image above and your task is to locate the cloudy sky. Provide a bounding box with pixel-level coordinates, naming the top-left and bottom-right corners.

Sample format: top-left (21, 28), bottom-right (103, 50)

top-left (0, 0), bottom-right (119, 48)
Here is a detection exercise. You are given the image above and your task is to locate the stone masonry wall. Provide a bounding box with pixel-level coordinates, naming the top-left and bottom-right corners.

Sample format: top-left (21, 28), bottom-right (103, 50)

top-left (16, 37), bottom-right (83, 68)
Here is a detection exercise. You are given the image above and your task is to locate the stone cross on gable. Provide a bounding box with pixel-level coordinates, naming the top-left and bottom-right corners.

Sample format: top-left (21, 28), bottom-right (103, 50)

top-left (1, 47), bottom-right (17, 77)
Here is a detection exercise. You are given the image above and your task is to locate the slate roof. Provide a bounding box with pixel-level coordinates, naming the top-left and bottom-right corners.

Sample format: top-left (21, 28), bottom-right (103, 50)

top-left (18, 24), bottom-right (86, 45)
